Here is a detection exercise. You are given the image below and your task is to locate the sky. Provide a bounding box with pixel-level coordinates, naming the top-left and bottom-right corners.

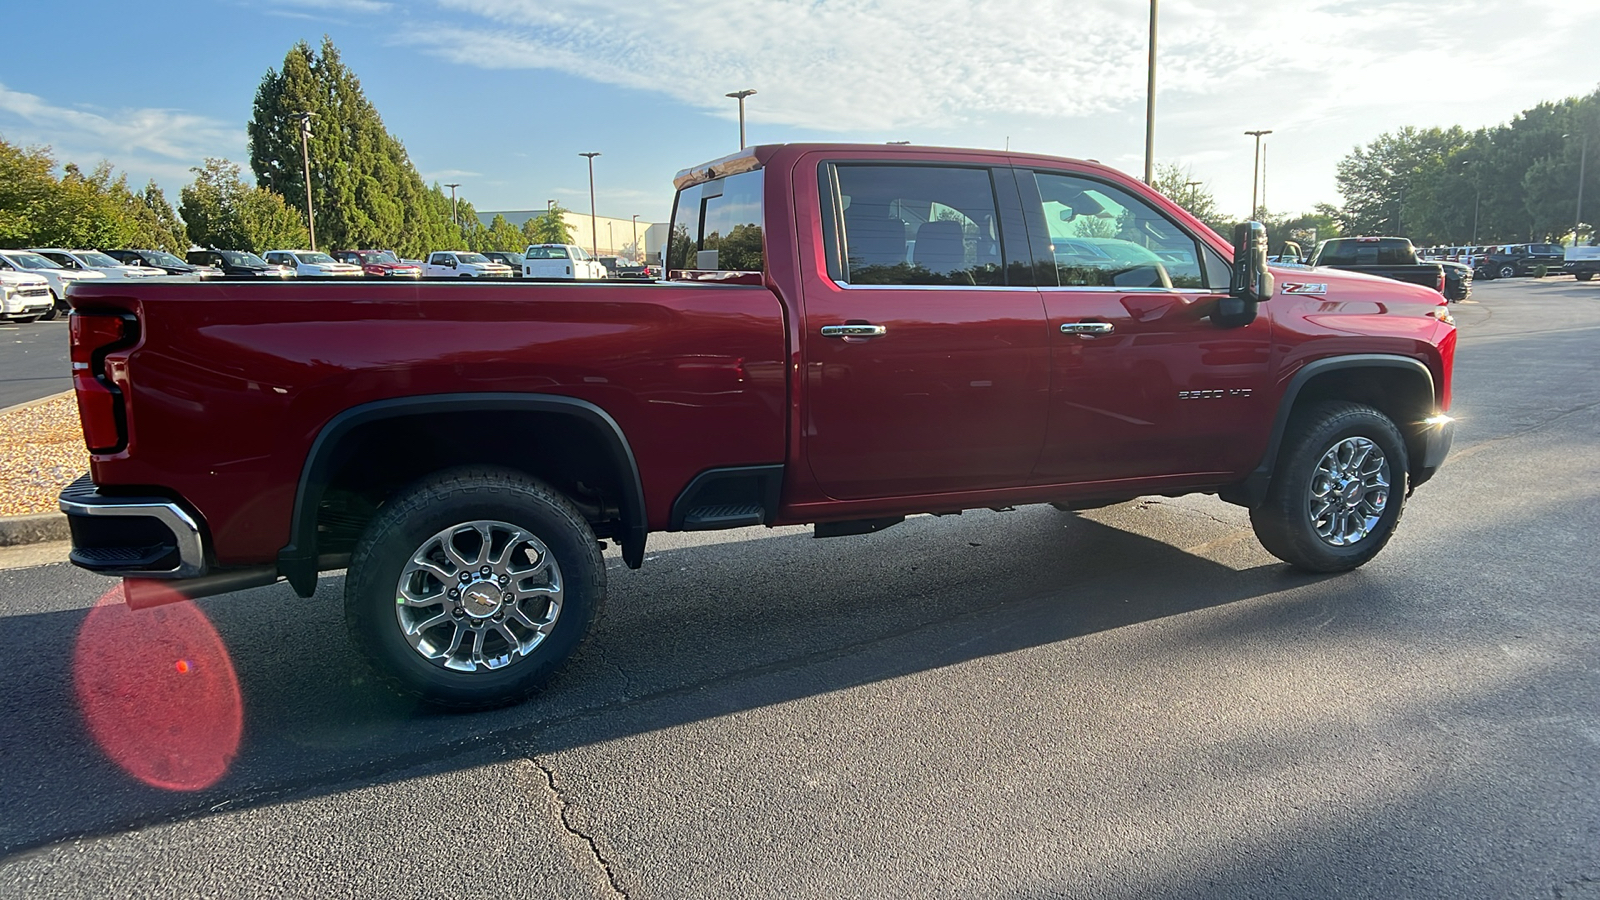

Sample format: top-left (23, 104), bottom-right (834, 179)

top-left (4, 0), bottom-right (1597, 227)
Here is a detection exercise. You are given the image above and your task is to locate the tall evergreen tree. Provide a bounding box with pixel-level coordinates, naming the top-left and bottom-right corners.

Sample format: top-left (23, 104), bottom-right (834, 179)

top-left (248, 37), bottom-right (454, 256)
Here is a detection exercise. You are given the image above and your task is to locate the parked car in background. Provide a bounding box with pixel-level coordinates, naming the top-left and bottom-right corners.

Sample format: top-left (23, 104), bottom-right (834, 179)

top-left (423, 251), bottom-right (514, 278)
top-left (481, 251), bottom-right (526, 275)
top-left (1436, 258), bottom-right (1473, 301)
top-left (263, 250), bottom-right (364, 278)
top-left (330, 250), bottom-right (423, 278)
top-left (32, 248), bottom-right (162, 280)
top-left (1564, 246), bottom-right (1600, 281)
top-left (0, 266), bottom-right (53, 323)
top-left (0, 249), bottom-right (107, 319)
top-left (1479, 243), bottom-right (1565, 279)
top-left (187, 249), bottom-right (294, 278)
top-left (1307, 237), bottom-right (1446, 294)
top-left (103, 249), bottom-right (220, 278)
top-left (523, 243), bottom-right (607, 279)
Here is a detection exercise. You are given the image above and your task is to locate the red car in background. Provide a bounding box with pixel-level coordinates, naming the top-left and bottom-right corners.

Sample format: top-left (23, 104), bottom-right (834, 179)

top-left (331, 249), bottom-right (422, 278)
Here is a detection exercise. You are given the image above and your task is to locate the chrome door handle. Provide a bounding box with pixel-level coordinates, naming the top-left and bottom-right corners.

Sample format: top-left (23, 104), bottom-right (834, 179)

top-left (820, 324), bottom-right (887, 338)
top-left (1060, 322), bottom-right (1114, 336)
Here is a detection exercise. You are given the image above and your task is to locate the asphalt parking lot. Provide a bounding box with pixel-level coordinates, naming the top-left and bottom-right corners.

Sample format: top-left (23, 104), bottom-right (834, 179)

top-left (0, 316), bottom-right (69, 409)
top-left (0, 277), bottom-right (1597, 898)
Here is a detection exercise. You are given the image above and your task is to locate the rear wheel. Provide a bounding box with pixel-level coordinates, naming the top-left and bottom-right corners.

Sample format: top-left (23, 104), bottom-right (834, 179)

top-left (1250, 402), bottom-right (1408, 572)
top-left (344, 468), bottom-right (604, 709)
top-left (1498, 264), bottom-right (1516, 279)
top-left (1577, 272), bottom-right (1593, 282)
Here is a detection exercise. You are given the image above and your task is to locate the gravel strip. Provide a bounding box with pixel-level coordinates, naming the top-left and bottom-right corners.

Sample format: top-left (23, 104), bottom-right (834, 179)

top-left (0, 394), bottom-right (89, 516)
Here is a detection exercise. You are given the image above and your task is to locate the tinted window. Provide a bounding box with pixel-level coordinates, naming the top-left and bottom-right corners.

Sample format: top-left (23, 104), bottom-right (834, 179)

top-left (526, 246), bottom-right (569, 259)
top-left (1028, 171), bottom-right (1207, 289)
top-left (828, 165), bottom-right (1004, 286)
top-left (667, 169), bottom-right (764, 272)
top-left (1316, 240), bottom-right (1413, 266)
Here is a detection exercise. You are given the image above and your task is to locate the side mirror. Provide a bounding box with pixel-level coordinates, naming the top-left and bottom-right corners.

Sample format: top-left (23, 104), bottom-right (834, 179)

top-left (1058, 207), bottom-right (1075, 222)
top-left (1217, 221), bottom-right (1274, 328)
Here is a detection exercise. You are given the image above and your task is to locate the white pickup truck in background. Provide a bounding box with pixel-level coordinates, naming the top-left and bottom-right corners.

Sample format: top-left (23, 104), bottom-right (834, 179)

top-left (423, 251), bottom-right (514, 278)
top-left (523, 244), bottom-right (608, 280)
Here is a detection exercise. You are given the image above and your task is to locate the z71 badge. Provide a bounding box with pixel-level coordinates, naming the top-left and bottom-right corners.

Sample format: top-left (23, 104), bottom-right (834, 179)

top-left (1281, 283), bottom-right (1329, 294)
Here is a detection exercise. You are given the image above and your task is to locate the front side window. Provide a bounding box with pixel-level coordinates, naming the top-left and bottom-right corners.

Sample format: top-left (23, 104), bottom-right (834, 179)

top-left (667, 168), bottom-right (764, 272)
top-left (827, 165), bottom-right (1003, 287)
top-left (1028, 171), bottom-right (1206, 289)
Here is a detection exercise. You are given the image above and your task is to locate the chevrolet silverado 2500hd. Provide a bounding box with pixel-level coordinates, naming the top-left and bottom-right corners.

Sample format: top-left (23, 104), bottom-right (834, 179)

top-left (60, 143), bottom-right (1457, 708)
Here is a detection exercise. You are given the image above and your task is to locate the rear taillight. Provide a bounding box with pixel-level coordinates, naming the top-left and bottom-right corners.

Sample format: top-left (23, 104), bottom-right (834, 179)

top-left (70, 313), bottom-right (134, 453)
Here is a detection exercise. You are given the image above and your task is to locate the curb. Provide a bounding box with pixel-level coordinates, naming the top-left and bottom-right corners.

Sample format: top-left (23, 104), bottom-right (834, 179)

top-left (0, 512), bottom-right (69, 548)
top-left (0, 388), bottom-right (74, 417)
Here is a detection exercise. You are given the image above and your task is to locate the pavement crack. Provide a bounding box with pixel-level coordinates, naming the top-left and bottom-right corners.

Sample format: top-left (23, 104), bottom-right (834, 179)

top-left (532, 757), bottom-right (629, 899)
top-left (592, 633), bottom-right (637, 700)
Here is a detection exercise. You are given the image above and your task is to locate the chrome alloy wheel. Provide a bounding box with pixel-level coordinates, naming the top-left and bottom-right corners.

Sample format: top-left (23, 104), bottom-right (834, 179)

top-left (1307, 437), bottom-right (1391, 547)
top-left (393, 520), bottom-right (562, 673)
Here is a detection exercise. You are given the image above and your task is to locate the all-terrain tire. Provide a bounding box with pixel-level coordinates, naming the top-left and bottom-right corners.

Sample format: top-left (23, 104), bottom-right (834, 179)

top-left (1250, 402), bottom-right (1409, 573)
top-left (344, 467), bottom-right (605, 710)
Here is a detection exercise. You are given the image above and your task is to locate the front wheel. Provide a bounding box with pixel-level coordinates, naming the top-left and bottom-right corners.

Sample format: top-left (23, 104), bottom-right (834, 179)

top-left (345, 468), bottom-right (605, 709)
top-left (1577, 272), bottom-right (1593, 282)
top-left (1250, 402), bottom-right (1409, 572)
top-left (1498, 264), bottom-right (1516, 279)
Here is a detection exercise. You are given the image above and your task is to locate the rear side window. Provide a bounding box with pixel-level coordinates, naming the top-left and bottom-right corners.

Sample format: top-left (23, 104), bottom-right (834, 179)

top-left (825, 164), bottom-right (1005, 286)
top-left (667, 169), bottom-right (764, 272)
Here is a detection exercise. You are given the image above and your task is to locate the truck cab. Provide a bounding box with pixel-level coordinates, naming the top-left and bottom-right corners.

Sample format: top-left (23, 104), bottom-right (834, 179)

top-left (424, 251), bottom-right (514, 278)
top-left (522, 244), bottom-right (607, 279)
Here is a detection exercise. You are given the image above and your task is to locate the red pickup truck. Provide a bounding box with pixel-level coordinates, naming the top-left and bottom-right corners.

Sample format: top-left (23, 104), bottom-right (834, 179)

top-left (60, 143), bottom-right (1457, 708)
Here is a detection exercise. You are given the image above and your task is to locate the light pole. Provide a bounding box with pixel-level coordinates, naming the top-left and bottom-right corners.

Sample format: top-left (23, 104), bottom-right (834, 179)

top-left (1461, 159), bottom-right (1481, 245)
top-left (295, 111), bottom-right (316, 250)
top-left (1185, 179), bottom-right (1203, 210)
top-left (444, 183), bottom-right (461, 229)
top-left (631, 214), bottom-right (640, 261)
top-left (546, 199), bottom-right (556, 212)
top-left (1144, 0), bottom-right (1158, 185)
top-left (579, 152), bottom-right (601, 257)
top-left (1244, 129), bottom-right (1272, 220)
top-left (1567, 131), bottom-right (1589, 247)
top-left (726, 89), bottom-right (756, 149)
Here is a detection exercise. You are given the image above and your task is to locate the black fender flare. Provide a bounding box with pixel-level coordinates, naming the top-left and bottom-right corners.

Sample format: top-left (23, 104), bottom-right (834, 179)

top-left (1222, 354), bottom-right (1435, 509)
top-left (277, 392), bottom-right (648, 596)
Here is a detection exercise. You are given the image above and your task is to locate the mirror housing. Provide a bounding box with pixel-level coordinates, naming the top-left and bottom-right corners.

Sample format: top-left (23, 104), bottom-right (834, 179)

top-left (1217, 221), bottom-right (1274, 328)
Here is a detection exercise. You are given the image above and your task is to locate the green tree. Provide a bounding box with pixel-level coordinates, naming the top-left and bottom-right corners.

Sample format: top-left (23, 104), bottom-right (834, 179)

top-left (1333, 126), bottom-right (1472, 239)
top-left (248, 37), bottom-right (455, 256)
top-left (480, 214), bottom-right (525, 252)
top-left (522, 205), bottom-right (575, 245)
top-left (1150, 162), bottom-right (1229, 236)
top-left (0, 137), bottom-right (57, 246)
top-left (180, 158), bottom-right (308, 252)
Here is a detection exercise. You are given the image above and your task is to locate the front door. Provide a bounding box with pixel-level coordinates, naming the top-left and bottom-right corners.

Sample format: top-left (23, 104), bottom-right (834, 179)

top-left (1018, 168), bottom-right (1272, 485)
top-left (801, 161), bottom-right (1050, 500)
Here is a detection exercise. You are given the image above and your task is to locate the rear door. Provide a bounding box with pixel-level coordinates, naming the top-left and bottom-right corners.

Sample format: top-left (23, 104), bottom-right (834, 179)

top-left (1016, 167), bottom-right (1272, 484)
top-left (798, 156), bottom-right (1050, 500)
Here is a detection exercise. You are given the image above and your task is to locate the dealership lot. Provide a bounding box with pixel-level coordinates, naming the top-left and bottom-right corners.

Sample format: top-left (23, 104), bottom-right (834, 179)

top-left (1, 277), bottom-right (1597, 897)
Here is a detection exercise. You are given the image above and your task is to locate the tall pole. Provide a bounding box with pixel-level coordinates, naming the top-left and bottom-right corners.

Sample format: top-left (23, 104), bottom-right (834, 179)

top-left (631, 214), bottom-right (639, 261)
top-left (445, 183), bottom-right (461, 228)
top-left (296, 112), bottom-right (316, 251)
top-left (1577, 131), bottom-right (1588, 247)
top-left (580, 152), bottom-right (601, 257)
top-left (1184, 179), bottom-right (1203, 210)
top-left (726, 89), bottom-right (756, 149)
top-left (1143, 0), bottom-right (1157, 185)
top-left (1245, 129), bottom-right (1272, 220)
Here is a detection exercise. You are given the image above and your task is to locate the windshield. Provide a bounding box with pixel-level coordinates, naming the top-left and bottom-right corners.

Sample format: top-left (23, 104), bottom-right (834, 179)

top-left (144, 251), bottom-right (187, 267)
top-left (496, 253), bottom-right (525, 266)
top-left (361, 251), bottom-right (400, 264)
top-left (78, 251), bottom-right (124, 268)
top-left (296, 252), bottom-right (337, 265)
top-left (3, 252), bottom-right (64, 270)
top-left (458, 253), bottom-right (491, 264)
top-left (221, 251), bottom-right (269, 267)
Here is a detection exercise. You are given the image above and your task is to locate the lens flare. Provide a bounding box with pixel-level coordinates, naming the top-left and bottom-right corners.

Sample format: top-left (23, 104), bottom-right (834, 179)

top-left (73, 582), bottom-right (243, 792)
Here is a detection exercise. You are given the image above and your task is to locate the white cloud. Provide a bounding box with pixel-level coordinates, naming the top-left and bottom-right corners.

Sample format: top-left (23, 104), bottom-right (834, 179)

top-left (0, 83), bottom-right (241, 163)
top-left (402, 0), bottom-right (1600, 217)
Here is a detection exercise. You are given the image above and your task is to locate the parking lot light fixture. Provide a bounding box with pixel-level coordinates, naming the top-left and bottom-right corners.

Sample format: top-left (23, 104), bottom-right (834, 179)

top-left (444, 183), bottom-right (461, 228)
top-left (580, 152), bottom-right (601, 257)
top-left (1244, 129), bottom-right (1272, 220)
top-left (295, 112), bottom-right (317, 250)
top-left (726, 89), bottom-right (756, 149)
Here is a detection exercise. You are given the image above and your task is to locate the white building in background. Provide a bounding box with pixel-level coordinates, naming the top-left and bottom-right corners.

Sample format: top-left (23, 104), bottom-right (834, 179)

top-left (478, 209), bottom-right (668, 262)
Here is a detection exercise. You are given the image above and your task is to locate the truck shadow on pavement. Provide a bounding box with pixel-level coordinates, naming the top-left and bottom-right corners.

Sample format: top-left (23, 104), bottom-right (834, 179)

top-left (1, 505), bottom-right (1342, 855)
